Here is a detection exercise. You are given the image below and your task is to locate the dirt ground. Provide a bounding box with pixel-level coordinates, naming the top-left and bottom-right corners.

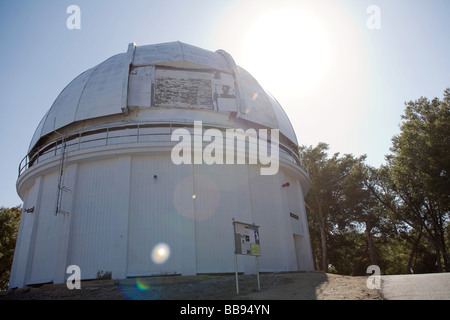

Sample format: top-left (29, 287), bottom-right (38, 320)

top-left (0, 272), bottom-right (382, 300)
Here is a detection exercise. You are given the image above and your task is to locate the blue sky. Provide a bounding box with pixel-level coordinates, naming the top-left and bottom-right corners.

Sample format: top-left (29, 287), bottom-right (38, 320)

top-left (0, 0), bottom-right (449, 207)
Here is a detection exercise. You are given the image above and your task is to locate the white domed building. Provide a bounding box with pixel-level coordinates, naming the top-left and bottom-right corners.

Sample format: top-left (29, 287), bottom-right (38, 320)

top-left (10, 42), bottom-right (314, 288)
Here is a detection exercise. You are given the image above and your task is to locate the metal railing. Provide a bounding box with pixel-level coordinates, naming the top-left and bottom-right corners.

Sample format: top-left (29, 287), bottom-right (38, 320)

top-left (18, 122), bottom-right (303, 177)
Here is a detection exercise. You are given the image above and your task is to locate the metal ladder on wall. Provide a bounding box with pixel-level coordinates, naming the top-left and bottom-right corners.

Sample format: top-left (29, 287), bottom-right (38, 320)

top-left (55, 137), bottom-right (71, 215)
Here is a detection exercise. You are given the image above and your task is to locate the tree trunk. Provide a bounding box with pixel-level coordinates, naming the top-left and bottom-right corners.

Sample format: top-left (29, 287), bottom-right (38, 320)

top-left (438, 214), bottom-right (448, 271)
top-left (406, 230), bottom-right (422, 274)
top-left (426, 200), bottom-right (445, 272)
top-left (366, 227), bottom-right (378, 266)
top-left (311, 247), bottom-right (318, 271)
top-left (318, 204), bottom-right (328, 273)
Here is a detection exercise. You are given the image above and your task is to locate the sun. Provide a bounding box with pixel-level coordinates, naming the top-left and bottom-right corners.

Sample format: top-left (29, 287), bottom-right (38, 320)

top-left (239, 6), bottom-right (332, 98)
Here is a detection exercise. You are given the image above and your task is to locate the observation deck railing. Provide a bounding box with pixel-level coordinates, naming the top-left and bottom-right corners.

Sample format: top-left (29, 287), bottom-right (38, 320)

top-left (18, 123), bottom-right (304, 177)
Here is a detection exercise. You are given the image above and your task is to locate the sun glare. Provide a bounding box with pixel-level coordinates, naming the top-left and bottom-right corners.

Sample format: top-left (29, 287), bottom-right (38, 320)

top-left (151, 243), bottom-right (171, 264)
top-left (240, 6), bottom-right (332, 98)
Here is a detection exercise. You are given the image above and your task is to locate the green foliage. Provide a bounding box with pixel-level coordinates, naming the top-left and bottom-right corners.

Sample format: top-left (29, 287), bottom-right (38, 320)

top-left (300, 89), bottom-right (450, 275)
top-left (375, 235), bottom-right (409, 275)
top-left (0, 206), bottom-right (21, 290)
top-left (328, 231), bottom-right (369, 276)
top-left (387, 89), bottom-right (450, 271)
top-left (96, 270), bottom-right (112, 280)
top-left (300, 143), bottom-right (370, 273)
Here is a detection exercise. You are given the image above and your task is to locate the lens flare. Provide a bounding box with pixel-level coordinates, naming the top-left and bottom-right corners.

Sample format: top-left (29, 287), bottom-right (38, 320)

top-left (151, 243), bottom-right (171, 264)
top-left (118, 277), bottom-right (162, 300)
top-left (135, 278), bottom-right (150, 291)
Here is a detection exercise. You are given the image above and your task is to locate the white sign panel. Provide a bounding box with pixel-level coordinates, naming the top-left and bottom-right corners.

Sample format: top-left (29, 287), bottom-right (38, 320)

top-left (233, 221), bottom-right (260, 256)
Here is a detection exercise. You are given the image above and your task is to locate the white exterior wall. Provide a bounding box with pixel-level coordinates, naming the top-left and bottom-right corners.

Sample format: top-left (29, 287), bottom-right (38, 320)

top-left (67, 159), bottom-right (118, 279)
top-left (193, 163), bottom-right (253, 274)
top-left (9, 177), bottom-right (41, 288)
top-left (27, 172), bottom-right (60, 284)
top-left (283, 172), bottom-right (315, 271)
top-left (11, 150), bottom-right (313, 287)
top-left (127, 155), bottom-right (194, 276)
top-left (247, 166), bottom-right (293, 271)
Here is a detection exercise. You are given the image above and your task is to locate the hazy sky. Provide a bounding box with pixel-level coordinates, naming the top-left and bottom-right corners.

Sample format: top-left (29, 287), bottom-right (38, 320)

top-left (0, 0), bottom-right (449, 207)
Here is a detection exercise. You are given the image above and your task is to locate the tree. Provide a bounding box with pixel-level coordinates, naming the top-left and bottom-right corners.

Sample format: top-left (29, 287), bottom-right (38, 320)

top-left (299, 143), bottom-right (329, 271)
top-left (390, 89), bottom-right (449, 271)
top-left (299, 143), bottom-right (368, 273)
top-left (363, 165), bottom-right (419, 273)
top-left (0, 206), bottom-right (21, 290)
top-left (369, 89), bottom-right (450, 272)
top-left (299, 90), bottom-right (449, 275)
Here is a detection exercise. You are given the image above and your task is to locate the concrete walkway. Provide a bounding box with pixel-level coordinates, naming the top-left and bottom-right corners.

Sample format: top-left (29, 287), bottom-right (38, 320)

top-left (381, 273), bottom-right (450, 300)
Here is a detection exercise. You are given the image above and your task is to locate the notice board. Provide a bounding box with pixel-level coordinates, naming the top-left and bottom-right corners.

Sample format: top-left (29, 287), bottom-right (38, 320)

top-left (233, 221), bottom-right (261, 256)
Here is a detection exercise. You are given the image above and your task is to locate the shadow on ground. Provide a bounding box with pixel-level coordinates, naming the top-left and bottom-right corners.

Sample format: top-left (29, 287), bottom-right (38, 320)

top-left (1, 272), bottom-right (381, 300)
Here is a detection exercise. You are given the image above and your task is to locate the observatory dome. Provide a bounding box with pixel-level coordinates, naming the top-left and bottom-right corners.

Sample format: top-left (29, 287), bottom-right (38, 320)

top-left (29, 41), bottom-right (298, 154)
top-left (11, 42), bottom-right (314, 289)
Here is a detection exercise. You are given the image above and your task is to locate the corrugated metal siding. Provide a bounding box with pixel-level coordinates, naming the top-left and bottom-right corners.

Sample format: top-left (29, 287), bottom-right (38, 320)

top-left (247, 165), bottom-right (288, 271)
top-left (293, 179), bottom-right (315, 271)
top-left (127, 155), bottom-right (191, 276)
top-left (193, 164), bottom-right (252, 273)
top-left (14, 151), bottom-right (312, 286)
top-left (9, 179), bottom-right (40, 288)
top-left (285, 173), bottom-right (304, 236)
top-left (28, 172), bottom-right (60, 284)
top-left (68, 159), bottom-right (117, 279)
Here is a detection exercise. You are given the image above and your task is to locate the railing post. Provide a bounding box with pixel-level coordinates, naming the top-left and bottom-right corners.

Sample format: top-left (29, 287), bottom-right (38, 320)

top-left (137, 124), bottom-right (140, 143)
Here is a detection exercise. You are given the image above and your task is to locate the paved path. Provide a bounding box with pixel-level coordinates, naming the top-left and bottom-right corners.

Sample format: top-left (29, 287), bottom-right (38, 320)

top-left (381, 273), bottom-right (450, 300)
